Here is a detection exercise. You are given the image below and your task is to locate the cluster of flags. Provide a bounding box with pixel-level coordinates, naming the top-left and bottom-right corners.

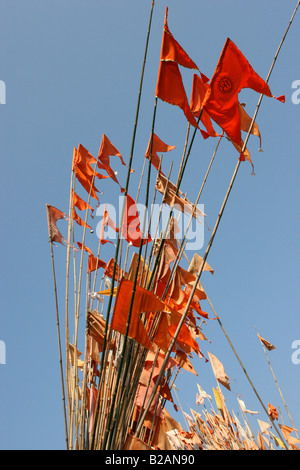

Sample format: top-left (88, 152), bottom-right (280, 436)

top-left (45, 7), bottom-right (291, 452)
top-left (155, 7), bottom-right (284, 171)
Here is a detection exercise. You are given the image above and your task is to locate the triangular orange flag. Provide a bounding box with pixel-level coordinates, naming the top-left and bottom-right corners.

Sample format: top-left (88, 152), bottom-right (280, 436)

top-left (155, 8), bottom-right (201, 129)
top-left (145, 133), bottom-right (176, 172)
top-left (98, 134), bottom-right (133, 191)
top-left (46, 204), bottom-right (67, 246)
top-left (202, 38), bottom-right (284, 149)
top-left (121, 194), bottom-right (151, 247)
top-left (207, 351), bottom-right (231, 391)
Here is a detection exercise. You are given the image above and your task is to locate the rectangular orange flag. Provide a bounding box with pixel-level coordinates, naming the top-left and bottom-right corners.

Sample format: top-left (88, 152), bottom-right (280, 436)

top-left (202, 38), bottom-right (284, 150)
top-left (111, 278), bottom-right (166, 350)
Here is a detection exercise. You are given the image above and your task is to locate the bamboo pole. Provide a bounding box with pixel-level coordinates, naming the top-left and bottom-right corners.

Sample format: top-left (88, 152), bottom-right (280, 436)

top-left (47, 212), bottom-right (69, 450)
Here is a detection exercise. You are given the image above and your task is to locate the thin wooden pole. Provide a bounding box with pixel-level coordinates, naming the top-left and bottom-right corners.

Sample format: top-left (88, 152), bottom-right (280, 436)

top-left (47, 226), bottom-right (69, 450)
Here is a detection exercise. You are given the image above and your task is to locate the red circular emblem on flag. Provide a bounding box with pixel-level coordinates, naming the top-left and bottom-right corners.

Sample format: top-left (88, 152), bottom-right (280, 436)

top-left (218, 77), bottom-right (233, 94)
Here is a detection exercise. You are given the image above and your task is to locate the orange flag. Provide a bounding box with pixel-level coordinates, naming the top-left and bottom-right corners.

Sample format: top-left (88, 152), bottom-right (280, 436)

top-left (72, 190), bottom-right (94, 214)
top-left (87, 254), bottom-right (106, 274)
top-left (46, 204), bottom-right (67, 245)
top-left (145, 133), bottom-right (176, 172)
top-left (207, 351), bottom-right (231, 391)
top-left (98, 205), bottom-right (118, 245)
top-left (72, 206), bottom-right (92, 229)
top-left (257, 333), bottom-right (276, 351)
top-left (121, 194), bottom-right (151, 247)
top-left (155, 8), bottom-right (201, 129)
top-left (268, 403), bottom-right (278, 421)
top-left (190, 74), bottom-right (219, 138)
top-left (98, 134), bottom-right (133, 191)
top-left (202, 38), bottom-right (284, 151)
top-left (77, 242), bottom-right (106, 273)
top-left (111, 278), bottom-right (166, 350)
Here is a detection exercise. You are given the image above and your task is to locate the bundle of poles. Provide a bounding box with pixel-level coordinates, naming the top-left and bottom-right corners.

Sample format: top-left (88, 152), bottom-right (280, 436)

top-left (47, 1), bottom-right (300, 451)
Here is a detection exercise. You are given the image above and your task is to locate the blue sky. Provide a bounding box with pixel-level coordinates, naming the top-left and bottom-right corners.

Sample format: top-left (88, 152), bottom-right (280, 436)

top-left (0, 1), bottom-right (299, 450)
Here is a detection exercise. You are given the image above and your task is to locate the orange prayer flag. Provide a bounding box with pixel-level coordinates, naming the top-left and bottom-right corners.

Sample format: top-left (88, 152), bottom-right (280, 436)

top-left (160, 7), bottom-right (208, 82)
top-left (175, 350), bottom-right (198, 376)
top-left (72, 206), bottom-right (92, 229)
top-left (46, 204), bottom-right (67, 246)
top-left (279, 424), bottom-right (298, 442)
top-left (103, 257), bottom-right (125, 281)
top-left (77, 242), bottom-right (93, 255)
top-left (155, 9), bottom-right (201, 130)
top-left (75, 164), bottom-right (100, 201)
top-left (87, 253), bottom-right (106, 274)
top-left (257, 333), bottom-right (276, 351)
top-left (121, 194), bottom-right (151, 247)
top-left (98, 205), bottom-right (118, 245)
top-left (72, 190), bottom-right (94, 214)
top-left (202, 38), bottom-right (284, 149)
top-left (156, 60), bottom-right (200, 129)
top-left (155, 172), bottom-right (206, 221)
top-left (268, 403), bottom-right (278, 421)
top-left (98, 134), bottom-right (132, 191)
top-left (111, 278), bottom-right (166, 350)
top-left (207, 351), bottom-right (231, 391)
top-left (190, 74), bottom-right (219, 138)
top-left (145, 133), bottom-right (176, 172)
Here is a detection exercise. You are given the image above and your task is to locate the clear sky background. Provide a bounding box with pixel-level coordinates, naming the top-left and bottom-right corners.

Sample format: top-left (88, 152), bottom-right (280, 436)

top-left (0, 1), bottom-right (299, 450)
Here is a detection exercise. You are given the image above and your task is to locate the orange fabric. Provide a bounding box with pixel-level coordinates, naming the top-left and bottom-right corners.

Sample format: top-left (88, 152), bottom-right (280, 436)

top-left (72, 190), bottom-right (94, 214)
top-left (72, 206), bottom-right (92, 229)
top-left (208, 351), bottom-right (231, 391)
top-left (111, 278), bottom-right (166, 350)
top-left (99, 205), bottom-right (118, 245)
top-left (155, 172), bottom-right (205, 221)
top-left (46, 204), bottom-right (67, 245)
top-left (124, 431), bottom-right (154, 450)
top-left (77, 242), bottom-right (93, 255)
top-left (156, 60), bottom-right (200, 129)
top-left (239, 102), bottom-right (262, 148)
top-left (160, 8), bottom-right (198, 69)
top-left (98, 134), bottom-right (132, 191)
top-left (145, 133), bottom-right (176, 172)
top-left (268, 403), bottom-right (278, 421)
top-left (87, 254), bottom-right (106, 274)
top-left (77, 243), bottom-right (106, 274)
top-left (258, 333), bottom-right (276, 351)
top-left (103, 257), bottom-right (125, 281)
top-left (121, 194), bottom-right (151, 247)
top-left (202, 38), bottom-right (283, 150)
top-left (175, 350), bottom-right (197, 375)
top-left (75, 165), bottom-right (100, 201)
top-left (155, 9), bottom-right (200, 129)
top-left (151, 306), bottom-right (199, 354)
top-left (188, 252), bottom-right (214, 276)
top-left (87, 310), bottom-right (115, 353)
top-left (190, 74), bottom-right (219, 138)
